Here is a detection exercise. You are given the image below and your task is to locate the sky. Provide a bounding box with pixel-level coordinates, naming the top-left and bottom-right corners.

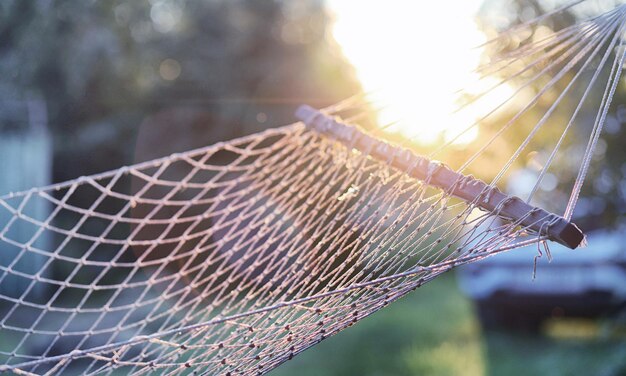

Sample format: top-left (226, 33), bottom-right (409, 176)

top-left (326, 0), bottom-right (513, 145)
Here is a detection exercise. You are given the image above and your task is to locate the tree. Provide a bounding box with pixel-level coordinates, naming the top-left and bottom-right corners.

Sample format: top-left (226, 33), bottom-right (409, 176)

top-left (471, 0), bottom-right (626, 230)
top-left (0, 0), bottom-right (360, 183)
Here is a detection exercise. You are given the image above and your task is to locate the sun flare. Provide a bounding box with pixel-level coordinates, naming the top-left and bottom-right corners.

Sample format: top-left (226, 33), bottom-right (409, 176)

top-left (328, 0), bottom-right (511, 145)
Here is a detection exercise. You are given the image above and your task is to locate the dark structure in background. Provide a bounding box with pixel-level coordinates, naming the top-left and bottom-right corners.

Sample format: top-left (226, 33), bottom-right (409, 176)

top-left (455, 0), bottom-right (626, 332)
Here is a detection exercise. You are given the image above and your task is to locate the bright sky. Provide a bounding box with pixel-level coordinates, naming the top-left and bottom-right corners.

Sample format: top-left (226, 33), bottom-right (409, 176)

top-left (327, 0), bottom-right (512, 145)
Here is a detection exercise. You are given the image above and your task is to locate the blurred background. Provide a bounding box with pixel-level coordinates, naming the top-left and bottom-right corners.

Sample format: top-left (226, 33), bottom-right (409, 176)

top-left (1, 0), bottom-right (625, 375)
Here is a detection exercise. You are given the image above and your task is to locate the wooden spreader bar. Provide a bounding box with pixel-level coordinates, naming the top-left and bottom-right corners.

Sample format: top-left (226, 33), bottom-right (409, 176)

top-left (296, 105), bottom-right (584, 249)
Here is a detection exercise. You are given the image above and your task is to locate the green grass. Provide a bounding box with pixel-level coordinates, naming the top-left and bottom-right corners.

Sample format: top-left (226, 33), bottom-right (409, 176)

top-left (269, 272), bottom-right (626, 376)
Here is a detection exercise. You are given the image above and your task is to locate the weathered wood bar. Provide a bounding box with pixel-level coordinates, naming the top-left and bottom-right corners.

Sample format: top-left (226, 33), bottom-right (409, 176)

top-left (296, 105), bottom-right (584, 249)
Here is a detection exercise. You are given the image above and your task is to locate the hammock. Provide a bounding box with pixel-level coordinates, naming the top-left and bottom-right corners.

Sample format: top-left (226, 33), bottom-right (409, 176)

top-left (0, 1), bottom-right (624, 374)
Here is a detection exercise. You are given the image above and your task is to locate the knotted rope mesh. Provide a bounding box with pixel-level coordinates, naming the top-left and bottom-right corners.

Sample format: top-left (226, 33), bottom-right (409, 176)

top-left (0, 121), bottom-right (531, 375)
top-left (1, 0), bottom-right (625, 374)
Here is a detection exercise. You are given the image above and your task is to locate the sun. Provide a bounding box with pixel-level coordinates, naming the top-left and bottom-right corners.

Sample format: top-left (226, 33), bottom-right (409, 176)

top-left (327, 0), bottom-right (510, 146)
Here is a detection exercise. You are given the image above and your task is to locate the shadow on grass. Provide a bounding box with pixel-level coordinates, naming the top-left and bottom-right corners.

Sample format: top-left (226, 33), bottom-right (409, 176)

top-left (270, 272), bottom-right (485, 376)
top-left (269, 272), bottom-right (626, 376)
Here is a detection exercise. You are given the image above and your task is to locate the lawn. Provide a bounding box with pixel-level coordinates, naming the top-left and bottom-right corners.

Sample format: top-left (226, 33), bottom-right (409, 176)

top-left (270, 272), bottom-right (626, 376)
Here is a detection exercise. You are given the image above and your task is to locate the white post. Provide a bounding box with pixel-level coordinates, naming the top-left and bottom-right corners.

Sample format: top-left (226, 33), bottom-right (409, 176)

top-left (0, 99), bottom-right (52, 299)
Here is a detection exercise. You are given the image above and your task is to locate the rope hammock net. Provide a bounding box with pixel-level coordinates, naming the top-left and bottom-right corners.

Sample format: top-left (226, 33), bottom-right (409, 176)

top-left (0, 1), bottom-right (624, 374)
